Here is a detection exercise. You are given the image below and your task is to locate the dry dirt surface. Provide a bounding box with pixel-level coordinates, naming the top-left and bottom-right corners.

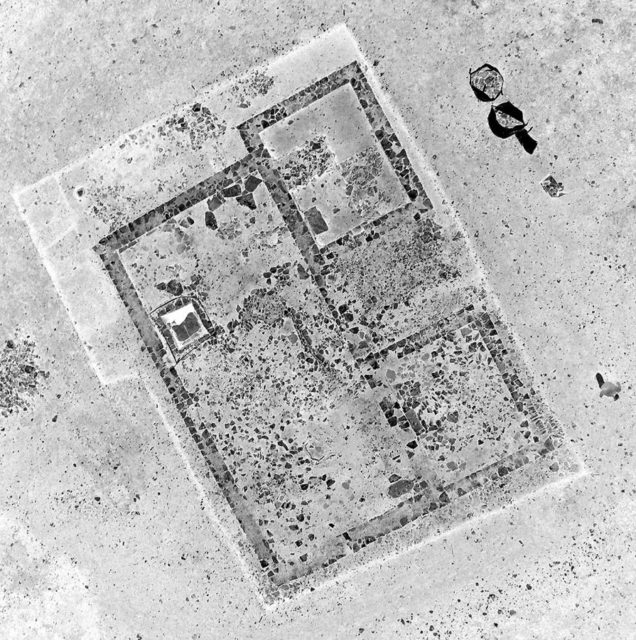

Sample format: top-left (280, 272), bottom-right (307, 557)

top-left (1, 2), bottom-right (634, 639)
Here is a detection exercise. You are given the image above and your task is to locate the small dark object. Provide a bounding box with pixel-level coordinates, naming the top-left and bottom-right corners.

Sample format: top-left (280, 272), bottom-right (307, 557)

top-left (388, 478), bottom-right (414, 498)
top-left (222, 183), bottom-right (241, 198)
top-left (236, 192), bottom-right (257, 210)
top-left (541, 175), bottom-right (565, 198)
top-left (488, 102), bottom-right (526, 137)
top-left (244, 174), bottom-right (262, 192)
top-left (305, 207), bottom-right (329, 235)
top-left (205, 210), bottom-right (218, 230)
top-left (166, 279), bottom-right (183, 296)
top-left (488, 102), bottom-right (538, 154)
top-left (172, 312), bottom-right (201, 342)
top-left (515, 129), bottom-right (538, 154)
top-left (469, 64), bottom-right (504, 101)
top-left (207, 193), bottom-right (224, 211)
top-left (596, 372), bottom-right (621, 400)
